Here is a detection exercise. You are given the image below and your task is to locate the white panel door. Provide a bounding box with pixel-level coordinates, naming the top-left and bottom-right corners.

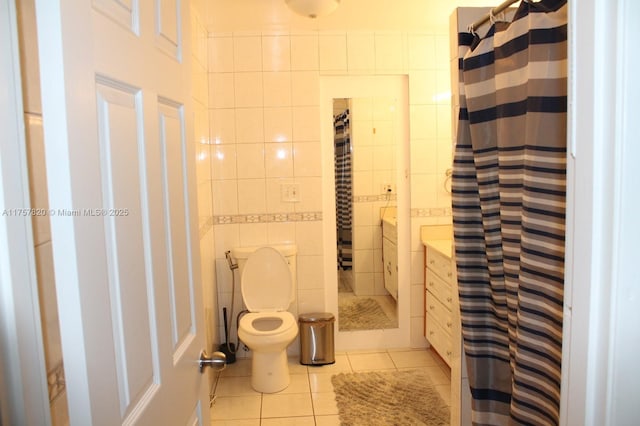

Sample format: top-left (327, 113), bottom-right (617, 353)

top-left (34, 1), bottom-right (208, 424)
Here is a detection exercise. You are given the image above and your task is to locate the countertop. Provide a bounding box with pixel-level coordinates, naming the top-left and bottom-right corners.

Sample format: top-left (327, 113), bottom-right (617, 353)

top-left (420, 224), bottom-right (453, 259)
top-left (423, 238), bottom-right (453, 259)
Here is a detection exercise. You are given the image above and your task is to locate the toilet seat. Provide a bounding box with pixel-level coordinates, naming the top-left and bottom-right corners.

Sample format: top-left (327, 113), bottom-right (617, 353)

top-left (239, 311), bottom-right (297, 337)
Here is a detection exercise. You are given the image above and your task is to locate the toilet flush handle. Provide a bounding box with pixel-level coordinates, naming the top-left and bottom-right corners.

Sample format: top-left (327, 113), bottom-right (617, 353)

top-left (199, 350), bottom-right (227, 373)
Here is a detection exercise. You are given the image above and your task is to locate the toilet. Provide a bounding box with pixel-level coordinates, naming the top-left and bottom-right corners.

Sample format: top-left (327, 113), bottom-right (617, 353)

top-left (233, 245), bottom-right (299, 393)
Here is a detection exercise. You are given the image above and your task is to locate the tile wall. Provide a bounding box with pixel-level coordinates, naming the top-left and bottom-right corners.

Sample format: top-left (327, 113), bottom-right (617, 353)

top-left (207, 29), bottom-right (454, 353)
top-left (350, 97), bottom-right (398, 297)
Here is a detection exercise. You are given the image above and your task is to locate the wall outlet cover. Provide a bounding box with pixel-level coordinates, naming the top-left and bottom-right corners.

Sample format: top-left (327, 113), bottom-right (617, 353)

top-left (281, 183), bottom-right (300, 202)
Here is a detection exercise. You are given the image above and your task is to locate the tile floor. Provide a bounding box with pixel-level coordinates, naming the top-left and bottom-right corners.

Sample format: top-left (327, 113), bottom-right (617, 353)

top-left (210, 348), bottom-right (451, 425)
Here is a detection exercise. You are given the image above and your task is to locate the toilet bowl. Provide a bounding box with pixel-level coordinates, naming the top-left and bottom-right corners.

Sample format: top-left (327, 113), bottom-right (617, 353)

top-left (234, 245), bottom-right (299, 393)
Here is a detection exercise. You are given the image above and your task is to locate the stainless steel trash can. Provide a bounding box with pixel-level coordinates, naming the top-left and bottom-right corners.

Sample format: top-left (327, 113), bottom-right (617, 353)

top-left (299, 312), bottom-right (335, 365)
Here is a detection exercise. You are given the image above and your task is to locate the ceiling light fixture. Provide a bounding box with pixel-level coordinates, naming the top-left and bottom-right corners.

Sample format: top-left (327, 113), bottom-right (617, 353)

top-left (285, 0), bottom-right (341, 19)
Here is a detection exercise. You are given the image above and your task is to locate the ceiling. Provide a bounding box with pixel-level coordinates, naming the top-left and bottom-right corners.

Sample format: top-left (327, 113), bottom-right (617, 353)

top-left (205, 0), bottom-right (495, 33)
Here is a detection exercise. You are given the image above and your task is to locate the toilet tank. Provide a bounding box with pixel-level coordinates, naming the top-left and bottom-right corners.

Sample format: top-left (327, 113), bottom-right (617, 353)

top-left (231, 244), bottom-right (298, 303)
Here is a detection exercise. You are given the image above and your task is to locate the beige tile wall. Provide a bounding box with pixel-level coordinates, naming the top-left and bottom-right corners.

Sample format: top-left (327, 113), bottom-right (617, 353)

top-left (350, 97), bottom-right (398, 297)
top-left (208, 29), bottom-right (454, 352)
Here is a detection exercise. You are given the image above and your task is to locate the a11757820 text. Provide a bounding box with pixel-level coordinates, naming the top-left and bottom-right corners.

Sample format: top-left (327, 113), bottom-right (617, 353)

top-left (2, 208), bottom-right (130, 217)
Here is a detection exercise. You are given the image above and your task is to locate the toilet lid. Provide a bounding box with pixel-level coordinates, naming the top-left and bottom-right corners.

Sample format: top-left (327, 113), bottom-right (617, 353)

top-left (241, 247), bottom-right (292, 312)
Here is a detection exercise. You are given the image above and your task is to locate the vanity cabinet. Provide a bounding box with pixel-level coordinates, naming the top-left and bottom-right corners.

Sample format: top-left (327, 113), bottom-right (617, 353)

top-left (424, 241), bottom-right (454, 367)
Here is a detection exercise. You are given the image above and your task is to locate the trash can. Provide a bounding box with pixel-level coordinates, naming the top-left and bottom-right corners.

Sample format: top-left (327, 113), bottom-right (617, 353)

top-left (299, 312), bottom-right (335, 366)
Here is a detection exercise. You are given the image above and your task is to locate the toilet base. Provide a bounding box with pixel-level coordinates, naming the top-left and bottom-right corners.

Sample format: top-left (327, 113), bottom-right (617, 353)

top-left (250, 350), bottom-right (290, 393)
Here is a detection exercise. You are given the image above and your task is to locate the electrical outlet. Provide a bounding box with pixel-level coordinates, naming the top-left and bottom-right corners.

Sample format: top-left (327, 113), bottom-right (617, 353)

top-left (281, 183), bottom-right (300, 202)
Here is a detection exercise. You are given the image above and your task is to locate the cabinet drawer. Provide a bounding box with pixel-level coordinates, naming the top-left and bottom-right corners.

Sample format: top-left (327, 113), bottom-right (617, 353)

top-left (425, 268), bottom-right (453, 310)
top-left (426, 246), bottom-right (453, 283)
top-left (425, 313), bottom-right (452, 367)
top-left (426, 290), bottom-right (453, 336)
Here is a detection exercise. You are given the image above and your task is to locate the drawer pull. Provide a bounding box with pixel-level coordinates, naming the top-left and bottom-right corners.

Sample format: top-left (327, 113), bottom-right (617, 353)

top-left (429, 331), bottom-right (435, 336)
top-left (446, 350), bottom-right (452, 356)
top-left (429, 259), bottom-right (435, 265)
top-left (429, 281), bottom-right (434, 287)
top-left (429, 305), bottom-right (435, 311)
top-left (447, 272), bottom-right (452, 278)
top-left (447, 297), bottom-right (452, 303)
top-left (446, 322), bottom-right (452, 328)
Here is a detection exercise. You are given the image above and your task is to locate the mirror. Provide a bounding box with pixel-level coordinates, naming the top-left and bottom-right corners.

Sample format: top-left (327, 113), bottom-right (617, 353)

top-left (333, 97), bottom-right (400, 331)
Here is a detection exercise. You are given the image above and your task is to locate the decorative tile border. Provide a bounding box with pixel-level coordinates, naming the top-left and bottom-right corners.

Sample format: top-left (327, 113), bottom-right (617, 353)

top-left (411, 207), bottom-right (452, 217)
top-left (203, 207), bottom-right (449, 230)
top-left (353, 193), bottom-right (397, 203)
top-left (213, 211), bottom-right (323, 225)
top-left (47, 362), bottom-right (65, 402)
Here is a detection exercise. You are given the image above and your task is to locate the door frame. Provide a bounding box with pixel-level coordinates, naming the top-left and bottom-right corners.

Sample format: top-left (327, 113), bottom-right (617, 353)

top-left (0, 1), bottom-right (51, 425)
top-left (560, 0), bottom-right (640, 424)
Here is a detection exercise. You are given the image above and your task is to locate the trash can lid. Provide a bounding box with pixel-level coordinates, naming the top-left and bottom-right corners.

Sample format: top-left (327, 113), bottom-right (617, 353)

top-left (298, 312), bottom-right (335, 323)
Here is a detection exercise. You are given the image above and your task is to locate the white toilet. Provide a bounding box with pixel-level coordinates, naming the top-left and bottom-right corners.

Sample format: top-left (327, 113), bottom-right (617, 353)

top-left (233, 245), bottom-right (299, 393)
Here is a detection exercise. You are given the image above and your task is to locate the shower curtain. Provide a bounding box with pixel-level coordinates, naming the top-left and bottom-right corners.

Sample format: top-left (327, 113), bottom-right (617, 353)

top-left (452, 1), bottom-right (567, 425)
top-left (334, 110), bottom-right (352, 270)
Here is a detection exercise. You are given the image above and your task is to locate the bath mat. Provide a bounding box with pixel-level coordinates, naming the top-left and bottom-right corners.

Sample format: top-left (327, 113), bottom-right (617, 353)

top-left (338, 298), bottom-right (397, 330)
top-left (331, 369), bottom-right (449, 425)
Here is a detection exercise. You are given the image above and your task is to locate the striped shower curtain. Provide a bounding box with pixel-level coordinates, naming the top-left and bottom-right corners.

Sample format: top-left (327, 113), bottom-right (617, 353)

top-left (452, 1), bottom-right (567, 425)
top-left (334, 110), bottom-right (352, 270)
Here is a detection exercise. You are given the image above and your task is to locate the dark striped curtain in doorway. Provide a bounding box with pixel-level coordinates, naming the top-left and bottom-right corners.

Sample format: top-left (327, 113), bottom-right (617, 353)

top-left (452, 1), bottom-right (567, 425)
top-left (334, 110), bottom-right (352, 270)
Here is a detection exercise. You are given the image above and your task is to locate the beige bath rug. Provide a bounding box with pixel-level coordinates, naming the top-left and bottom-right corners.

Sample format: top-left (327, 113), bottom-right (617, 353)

top-left (338, 297), bottom-right (397, 331)
top-left (331, 369), bottom-right (449, 425)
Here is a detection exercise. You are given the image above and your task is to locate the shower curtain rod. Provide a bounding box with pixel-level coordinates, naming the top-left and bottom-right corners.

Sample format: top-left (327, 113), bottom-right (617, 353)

top-left (468, 0), bottom-right (522, 32)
